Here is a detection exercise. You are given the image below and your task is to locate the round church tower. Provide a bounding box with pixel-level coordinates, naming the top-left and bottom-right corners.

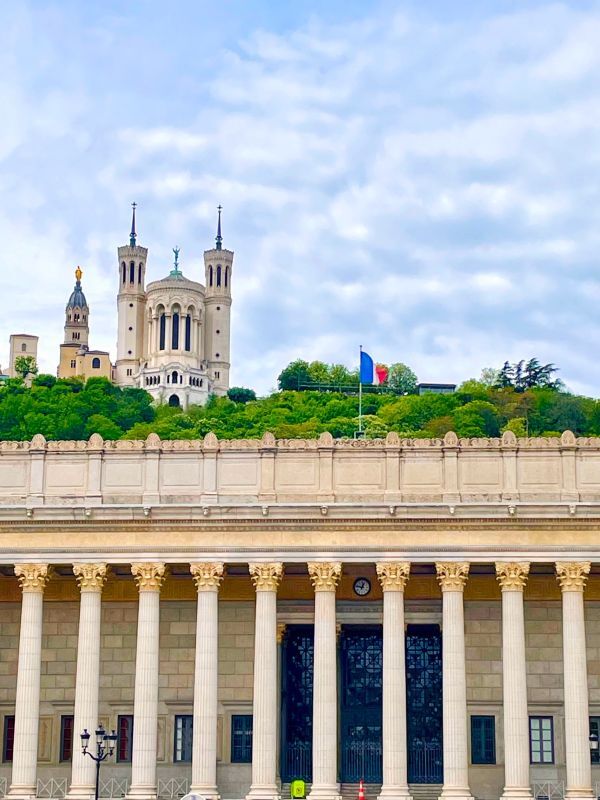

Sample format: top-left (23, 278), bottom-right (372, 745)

top-left (140, 248), bottom-right (209, 408)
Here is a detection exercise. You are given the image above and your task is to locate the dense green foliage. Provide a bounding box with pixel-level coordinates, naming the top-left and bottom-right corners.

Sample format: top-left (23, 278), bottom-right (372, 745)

top-left (0, 376), bottom-right (154, 440)
top-left (2, 372), bottom-right (600, 441)
top-left (277, 358), bottom-right (417, 394)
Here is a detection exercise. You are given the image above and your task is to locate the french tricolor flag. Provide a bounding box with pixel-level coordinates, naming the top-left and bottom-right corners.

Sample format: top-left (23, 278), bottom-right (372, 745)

top-left (360, 349), bottom-right (388, 385)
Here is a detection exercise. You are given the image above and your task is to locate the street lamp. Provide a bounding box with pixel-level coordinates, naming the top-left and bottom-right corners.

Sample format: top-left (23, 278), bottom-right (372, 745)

top-left (81, 724), bottom-right (118, 800)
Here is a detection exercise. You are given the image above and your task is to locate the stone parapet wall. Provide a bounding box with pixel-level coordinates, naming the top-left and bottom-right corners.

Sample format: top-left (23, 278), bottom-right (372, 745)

top-left (0, 429), bottom-right (598, 507)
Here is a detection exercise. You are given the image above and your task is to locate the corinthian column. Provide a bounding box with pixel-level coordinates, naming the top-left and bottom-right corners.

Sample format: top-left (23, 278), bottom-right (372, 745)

top-left (246, 563), bottom-right (284, 800)
top-left (556, 562), bottom-right (593, 800)
top-left (68, 564), bottom-right (109, 800)
top-left (8, 564), bottom-right (50, 800)
top-left (495, 563), bottom-right (532, 800)
top-left (127, 563), bottom-right (167, 800)
top-left (435, 563), bottom-right (473, 800)
top-left (307, 562), bottom-right (342, 800)
top-left (190, 562), bottom-right (225, 800)
top-left (376, 562), bottom-right (412, 800)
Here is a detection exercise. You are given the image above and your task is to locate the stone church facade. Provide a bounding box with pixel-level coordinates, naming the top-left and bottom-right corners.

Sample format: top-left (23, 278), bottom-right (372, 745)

top-left (0, 431), bottom-right (600, 800)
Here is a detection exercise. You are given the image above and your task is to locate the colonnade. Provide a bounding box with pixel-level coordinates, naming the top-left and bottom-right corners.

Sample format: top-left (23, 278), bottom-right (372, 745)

top-left (3, 560), bottom-right (595, 800)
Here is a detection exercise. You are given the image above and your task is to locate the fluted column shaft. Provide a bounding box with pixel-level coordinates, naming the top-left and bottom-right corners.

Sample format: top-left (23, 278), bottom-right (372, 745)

top-left (8, 564), bottom-right (50, 800)
top-left (308, 562), bottom-right (342, 800)
top-left (127, 563), bottom-right (166, 800)
top-left (496, 563), bottom-right (532, 800)
top-left (436, 563), bottom-right (472, 800)
top-left (377, 563), bottom-right (412, 800)
top-left (190, 563), bottom-right (225, 800)
top-left (68, 564), bottom-right (109, 800)
top-left (557, 562), bottom-right (593, 800)
top-left (246, 563), bottom-right (283, 800)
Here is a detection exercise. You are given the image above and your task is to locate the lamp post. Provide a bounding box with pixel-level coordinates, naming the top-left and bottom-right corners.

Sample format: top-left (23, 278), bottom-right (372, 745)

top-left (80, 724), bottom-right (118, 800)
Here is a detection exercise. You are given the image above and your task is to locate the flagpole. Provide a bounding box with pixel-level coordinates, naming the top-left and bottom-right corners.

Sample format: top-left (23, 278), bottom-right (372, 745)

top-left (359, 345), bottom-right (363, 434)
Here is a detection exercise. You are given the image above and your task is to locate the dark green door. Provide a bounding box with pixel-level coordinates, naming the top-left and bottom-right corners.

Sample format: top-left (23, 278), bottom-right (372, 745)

top-left (340, 627), bottom-right (383, 783)
top-left (281, 626), bottom-right (314, 781)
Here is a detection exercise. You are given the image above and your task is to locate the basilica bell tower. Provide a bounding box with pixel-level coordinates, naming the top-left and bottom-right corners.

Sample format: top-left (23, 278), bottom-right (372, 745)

top-left (115, 203), bottom-right (148, 386)
top-left (203, 206), bottom-right (233, 395)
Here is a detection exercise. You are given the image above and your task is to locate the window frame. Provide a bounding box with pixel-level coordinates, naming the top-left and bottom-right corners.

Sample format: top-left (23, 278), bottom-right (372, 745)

top-left (231, 714), bottom-right (253, 764)
top-left (3, 715), bottom-right (14, 763)
top-left (60, 715), bottom-right (74, 762)
top-left (117, 714), bottom-right (134, 763)
top-left (529, 715), bottom-right (554, 765)
top-left (174, 715), bottom-right (193, 763)
top-left (590, 717), bottom-right (600, 764)
top-left (470, 714), bottom-right (496, 765)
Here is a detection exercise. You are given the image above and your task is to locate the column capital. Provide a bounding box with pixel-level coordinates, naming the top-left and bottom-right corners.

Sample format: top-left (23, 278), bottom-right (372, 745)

top-left (276, 622), bottom-right (287, 643)
top-left (376, 561), bottom-right (410, 591)
top-left (308, 561), bottom-right (342, 592)
top-left (73, 563), bottom-right (108, 593)
top-left (495, 561), bottom-right (530, 591)
top-left (131, 562), bottom-right (167, 592)
top-left (556, 561), bottom-right (591, 592)
top-left (190, 562), bottom-right (225, 592)
top-left (14, 563), bottom-right (50, 593)
top-left (435, 561), bottom-right (469, 591)
top-left (249, 562), bottom-right (284, 591)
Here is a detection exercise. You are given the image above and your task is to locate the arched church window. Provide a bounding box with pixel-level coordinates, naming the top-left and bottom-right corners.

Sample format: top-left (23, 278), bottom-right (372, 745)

top-left (92, 358), bottom-right (101, 369)
top-left (129, 262), bottom-right (135, 283)
top-left (172, 312), bottom-right (180, 349)
top-left (172, 370), bottom-right (178, 384)
top-left (159, 314), bottom-right (166, 351)
top-left (225, 266), bottom-right (229, 287)
top-left (138, 264), bottom-right (143, 284)
top-left (216, 265), bottom-right (222, 287)
top-left (185, 315), bottom-right (191, 351)
top-left (122, 262), bottom-right (126, 284)
top-left (209, 265), bottom-right (213, 286)
top-left (21, 343), bottom-right (26, 352)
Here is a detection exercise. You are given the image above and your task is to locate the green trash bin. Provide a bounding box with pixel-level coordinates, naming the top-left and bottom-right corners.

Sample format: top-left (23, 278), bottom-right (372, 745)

top-left (290, 779), bottom-right (306, 799)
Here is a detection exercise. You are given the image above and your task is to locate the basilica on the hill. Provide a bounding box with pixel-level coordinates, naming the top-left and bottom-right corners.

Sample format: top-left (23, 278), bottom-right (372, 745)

top-left (54, 205), bottom-right (233, 408)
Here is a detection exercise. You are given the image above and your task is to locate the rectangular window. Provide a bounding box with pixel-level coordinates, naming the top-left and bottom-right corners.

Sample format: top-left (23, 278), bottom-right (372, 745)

top-left (231, 715), bottom-right (252, 763)
top-left (3, 715), bottom-right (14, 762)
top-left (117, 715), bottom-right (134, 763)
top-left (174, 715), bottom-right (193, 763)
top-left (530, 716), bottom-right (554, 764)
top-left (185, 315), bottom-right (191, 352)
top-left (590, 717), bottom-right (600, 764)
top-left (70, 359), bottom-right (76, 368)
top-left (471, 715), bottom-right (496, 764)
top-left (172, 312), bottom-right (180, 350)
top-left (60, 715), bottom-right (74, 762)
top-left (159, 314), bottom-right (166, 350)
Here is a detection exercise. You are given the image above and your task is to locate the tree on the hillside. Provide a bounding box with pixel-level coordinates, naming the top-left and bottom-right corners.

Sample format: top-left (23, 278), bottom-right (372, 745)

top-left (494, 359), bottom-right (561, 392)
top-left (307, 361), bottom-right (330, 385)
top-left (480, 367), bottom-right (499, 387)
top-left (228, 387), bottom-right (257, 404)
top-left (14, 356), bottom-right (38, 379)
top-left (387, 363), bottom-right (418, 395)
top-left (277, 360), bottom-right (312, 390)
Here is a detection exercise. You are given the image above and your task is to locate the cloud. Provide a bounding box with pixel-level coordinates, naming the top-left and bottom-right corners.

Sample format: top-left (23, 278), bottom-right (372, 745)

top-left (1, 1), bottom-right (600, 399)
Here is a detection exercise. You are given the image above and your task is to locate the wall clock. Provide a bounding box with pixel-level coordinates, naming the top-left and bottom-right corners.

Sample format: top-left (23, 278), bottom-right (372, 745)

top-left (353, 577), bottom-right (371, 597)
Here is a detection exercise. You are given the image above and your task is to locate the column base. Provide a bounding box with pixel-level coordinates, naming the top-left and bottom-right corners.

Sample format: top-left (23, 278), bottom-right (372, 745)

top-left (439, 789), bottom-right (473, 800)
top-left (190, 786), bottom-right (220, 800)
top-left (307, 784), bottom-right (342, 800)
top-left (246, 785), bottom-right (280, 800)
top-left (501, 789), bottom-right (533, 800)
top-left (65, 788), bottom-right (95, 800)
top-left (378, 786), bottom-right (413, 800)
top-left (7, 784), bottom-right (37, 800)
top-left (125, 786), bottom-right (158, 800)
top-left (564, 792), bottom-right (594, 800)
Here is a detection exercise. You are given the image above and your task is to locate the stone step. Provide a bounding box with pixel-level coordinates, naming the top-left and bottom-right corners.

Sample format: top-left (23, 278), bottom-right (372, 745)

top-left (280, 783), bottom-right (443, 800)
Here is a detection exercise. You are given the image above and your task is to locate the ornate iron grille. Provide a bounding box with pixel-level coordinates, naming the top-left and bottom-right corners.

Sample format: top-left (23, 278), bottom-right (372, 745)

top-left (281, 626), bottom-right (314, 781)
top-left (341, 627), bottom-right (383, 783)
top-left (406, 624), bottom-right (443, 784)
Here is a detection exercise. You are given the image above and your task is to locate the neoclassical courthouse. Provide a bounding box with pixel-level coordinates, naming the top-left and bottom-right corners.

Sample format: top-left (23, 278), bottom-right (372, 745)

top-left (0, 430), bottom-right (599, 800)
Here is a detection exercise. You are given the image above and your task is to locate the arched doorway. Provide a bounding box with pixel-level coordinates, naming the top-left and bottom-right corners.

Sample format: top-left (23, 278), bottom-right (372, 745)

top-left (168, 394), bottom-right (180, 408)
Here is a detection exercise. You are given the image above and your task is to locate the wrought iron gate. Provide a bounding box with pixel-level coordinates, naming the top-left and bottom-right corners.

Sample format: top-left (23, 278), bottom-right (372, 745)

top-left (340, 627), bottom-right (383, 783)
top-left (281, 626), bottom-right (314, 781)
top-left (406, 624), bottom-right (443, 784)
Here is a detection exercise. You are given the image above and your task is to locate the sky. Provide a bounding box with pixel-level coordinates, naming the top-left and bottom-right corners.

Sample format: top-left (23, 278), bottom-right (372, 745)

top-left (1, 0), bottom-right (600, 395)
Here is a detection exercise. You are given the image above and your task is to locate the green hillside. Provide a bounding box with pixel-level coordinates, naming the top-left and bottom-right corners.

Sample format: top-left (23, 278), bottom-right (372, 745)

top-left (1, 374), bottom-right (599, 441)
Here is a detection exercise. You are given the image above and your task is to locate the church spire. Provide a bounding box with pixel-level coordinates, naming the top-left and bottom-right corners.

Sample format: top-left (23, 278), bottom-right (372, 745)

top-left (130, 202), bottom-right (137, 247)
top-left (215, 205), bottom-right (222, 250)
